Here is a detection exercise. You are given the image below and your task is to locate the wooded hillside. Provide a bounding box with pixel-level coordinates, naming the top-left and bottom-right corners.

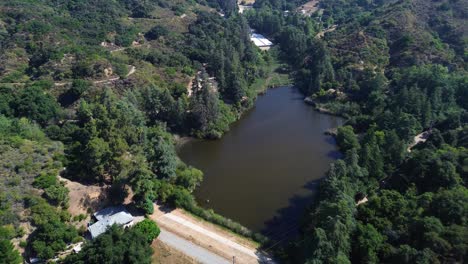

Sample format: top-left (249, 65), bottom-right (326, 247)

top-left (246, 0), bottom-right (467, 263)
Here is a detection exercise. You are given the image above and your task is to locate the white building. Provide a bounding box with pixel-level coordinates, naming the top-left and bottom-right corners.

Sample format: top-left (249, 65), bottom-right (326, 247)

top-left (88, 206), bottom-right (134, 239)
top-left (250, 33), bottom-right (273, 51)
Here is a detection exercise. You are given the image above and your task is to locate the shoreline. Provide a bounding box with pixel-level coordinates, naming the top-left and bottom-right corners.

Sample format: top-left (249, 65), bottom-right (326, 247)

top-left (304, 96), bottom-right (348, 118)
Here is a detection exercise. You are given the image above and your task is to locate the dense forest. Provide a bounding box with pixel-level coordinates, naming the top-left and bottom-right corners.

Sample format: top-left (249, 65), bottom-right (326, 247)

top-left (245, 0), bottom-right (467, 263)
top-left (0, 0), bottom-right (271, 262)
top-left (0, 0), bottom-right (466, 263)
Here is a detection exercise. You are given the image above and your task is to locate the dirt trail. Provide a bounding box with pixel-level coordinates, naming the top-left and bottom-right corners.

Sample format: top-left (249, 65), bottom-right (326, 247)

top-left (52, 65), bottom-right (136, 87)
top-left (316, 25), bottom-right (337, 39)
top-left (356, 196), bottom-right (368, 206)
top-left (407, 131), bottom-right (431, 152)
top-left (150, 204), bottom-right (275, 264)
top-left (127, 65), bottom-right (136, 77)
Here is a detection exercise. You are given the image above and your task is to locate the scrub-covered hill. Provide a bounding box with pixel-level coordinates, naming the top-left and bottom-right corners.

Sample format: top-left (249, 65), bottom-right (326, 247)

top-left (0, 0), bottom-right (277, 262)
top-left (246, 0), bottom-right (467, 263)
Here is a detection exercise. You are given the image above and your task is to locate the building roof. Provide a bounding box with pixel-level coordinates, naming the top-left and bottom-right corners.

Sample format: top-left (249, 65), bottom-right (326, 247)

top-left (89, 207), bottom-right (134, 238)
top-left (250, 33), bottom-right (273, 47)
top-left (93, 205), bottom-right (126, 221)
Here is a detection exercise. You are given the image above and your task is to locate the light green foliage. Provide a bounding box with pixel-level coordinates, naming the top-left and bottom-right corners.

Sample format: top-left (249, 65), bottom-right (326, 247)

top-left (33, 173), bottom-right (57, 189)
top-left (44, 183), bottom-right (69, 207)
top-left (133, 219), bottom-right (160, 243)
top-left (176, 165), bottom-right (203, 192)
top-left (0, 114), bottom-right (77, 260)
top-left (0, 116), bottom-right (46, 143)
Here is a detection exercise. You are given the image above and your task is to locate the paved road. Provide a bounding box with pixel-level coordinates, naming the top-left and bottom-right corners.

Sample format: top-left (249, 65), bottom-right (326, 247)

top-left (151, 204), bottom-right (276, 264)
top-left (163, 213), bottom-right (259, 258)
top-left (158, 229), bottom-right (230, 264)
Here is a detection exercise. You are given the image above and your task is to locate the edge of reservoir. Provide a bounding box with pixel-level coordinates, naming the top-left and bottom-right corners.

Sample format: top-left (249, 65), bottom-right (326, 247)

top-left (178, 86), bottom-right (343, 238)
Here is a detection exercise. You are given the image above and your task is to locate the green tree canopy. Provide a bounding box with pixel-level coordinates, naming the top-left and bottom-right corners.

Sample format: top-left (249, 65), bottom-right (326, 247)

top-left (64, 225), bottom-right (153, 264)
top-left (133, 219), bottom-right (161, 243)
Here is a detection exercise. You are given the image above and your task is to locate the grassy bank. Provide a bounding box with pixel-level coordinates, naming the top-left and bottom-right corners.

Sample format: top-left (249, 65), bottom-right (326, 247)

top-left (183, 207), bottom-right (262, 246)
top-left (173, 196), bottom-right (268, 244)
top-left (250, 48), bottom-right (292, 94)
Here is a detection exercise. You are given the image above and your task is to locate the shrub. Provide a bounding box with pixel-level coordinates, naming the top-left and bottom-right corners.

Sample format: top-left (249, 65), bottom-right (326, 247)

top-left (136, 197), bottom-right (154, 215)
top-left (19, 240), bottom-right (27, 248)
top-left (33, 173), bottom-right (57, 189)
top-left (44, 183), bottom-right (69, 207)
top-left (133, 219), bottom-right (160, 243)
top-left (70, 80), bottom-right (90, 97)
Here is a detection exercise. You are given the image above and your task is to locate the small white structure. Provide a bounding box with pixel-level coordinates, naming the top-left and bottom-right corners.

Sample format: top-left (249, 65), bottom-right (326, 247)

top-left (72, 242), bottom-right (84, 253)
top-left (250, 33), bottom-right (273, 50)
top-left (88, 206), bottom-right (134, 239)
top-left (238, 5), bottom-right (253, 13)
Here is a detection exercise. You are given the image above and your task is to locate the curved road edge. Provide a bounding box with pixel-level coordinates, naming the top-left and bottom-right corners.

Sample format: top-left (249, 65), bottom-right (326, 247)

top-left (158, 228), bottom-right (230, 264)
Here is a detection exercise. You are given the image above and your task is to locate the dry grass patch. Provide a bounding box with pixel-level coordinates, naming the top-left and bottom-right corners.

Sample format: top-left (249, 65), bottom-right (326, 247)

top-left (152, 240), bottom-right (199, 264)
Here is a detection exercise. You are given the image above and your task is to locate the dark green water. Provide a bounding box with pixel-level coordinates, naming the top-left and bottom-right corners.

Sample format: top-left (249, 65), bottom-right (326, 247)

top-left (178, 86), bottom-right (343, 236)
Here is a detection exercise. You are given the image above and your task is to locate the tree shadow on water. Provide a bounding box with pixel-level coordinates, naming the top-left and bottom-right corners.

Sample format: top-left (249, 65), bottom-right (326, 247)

top-left (260, 179), bottom-right (322, 246)
top-left (327, 150), bottom-right (342, 159)
top-left (324, 136), bottom-right (336, 144)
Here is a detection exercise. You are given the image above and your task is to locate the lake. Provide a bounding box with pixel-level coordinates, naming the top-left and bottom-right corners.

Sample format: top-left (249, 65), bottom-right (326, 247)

top-left (178, 86), bottom-right (343, 238)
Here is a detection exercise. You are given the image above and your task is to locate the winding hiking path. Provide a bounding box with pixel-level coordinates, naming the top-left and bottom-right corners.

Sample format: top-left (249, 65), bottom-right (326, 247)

top-left (52, 65), bottom-right (136, 87)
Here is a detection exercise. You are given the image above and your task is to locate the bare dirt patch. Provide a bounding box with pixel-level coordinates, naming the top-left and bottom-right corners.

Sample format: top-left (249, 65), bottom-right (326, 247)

top-left (59, 176), bottom-right (109, 219)
top-left (298, 0), bottom-right (320, 16)
top-left (407, 131), bottom-right (431, 152)
top-left (316, 25), bottom-right (337, 39)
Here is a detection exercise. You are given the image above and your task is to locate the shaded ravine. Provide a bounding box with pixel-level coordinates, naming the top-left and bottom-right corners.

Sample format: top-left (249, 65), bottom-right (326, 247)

top-left (178, 86), bottom-right (343, 239)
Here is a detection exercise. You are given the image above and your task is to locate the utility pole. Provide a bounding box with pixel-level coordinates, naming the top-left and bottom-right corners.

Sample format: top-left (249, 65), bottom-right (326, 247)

top-left (232, 256), bottom-right (235, 264)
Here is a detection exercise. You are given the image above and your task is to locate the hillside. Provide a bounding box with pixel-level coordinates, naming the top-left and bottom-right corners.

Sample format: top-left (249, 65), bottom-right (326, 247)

top-left (245, 0), bottom-right (467, 263)
top-left (321, 0), bottom-right (466, 69)
top-left (0, 0), bottom-right (466, 263)
top-left (0, 0), bottom-right (278, 262)
top-left (0, 0), bottom-right (213, 90)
